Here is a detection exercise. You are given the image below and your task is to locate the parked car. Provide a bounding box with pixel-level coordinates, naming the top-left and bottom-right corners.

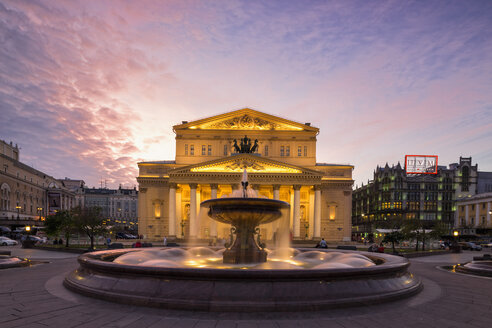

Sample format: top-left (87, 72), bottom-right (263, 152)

top-left (0, 236), bottom-right (18, 246)
top-left (458, 242), bottom-right (482, 251)
top-left (116, 232), bottom-right (137, 239)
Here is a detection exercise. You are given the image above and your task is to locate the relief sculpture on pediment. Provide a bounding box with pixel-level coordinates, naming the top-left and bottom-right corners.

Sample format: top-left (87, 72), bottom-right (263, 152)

top-left (201, 114), bottom-right (298, 130)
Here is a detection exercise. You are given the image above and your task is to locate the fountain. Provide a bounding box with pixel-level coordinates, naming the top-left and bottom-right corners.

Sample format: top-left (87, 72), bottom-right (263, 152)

top-left (201, 169), bottom-right (289, 264)
top-left (64, 169), bottom-right (422, 311)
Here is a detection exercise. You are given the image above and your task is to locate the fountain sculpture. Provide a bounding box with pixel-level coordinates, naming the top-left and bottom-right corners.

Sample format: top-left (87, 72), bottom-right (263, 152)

top-left (202, 169), bottom-right (289, 264)
top-left (64, 168), bottom-right (422, 311)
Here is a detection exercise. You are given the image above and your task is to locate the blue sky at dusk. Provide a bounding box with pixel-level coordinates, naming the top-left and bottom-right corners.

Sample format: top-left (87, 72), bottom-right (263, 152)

top-left (1, 0), bottom-right (491, 188)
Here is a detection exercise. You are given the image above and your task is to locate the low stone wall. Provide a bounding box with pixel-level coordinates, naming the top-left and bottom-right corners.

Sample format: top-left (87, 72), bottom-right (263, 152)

top-left (33, 245), bottom-right (86, 254)
top-left (402, 250), bottom-right (452, 258)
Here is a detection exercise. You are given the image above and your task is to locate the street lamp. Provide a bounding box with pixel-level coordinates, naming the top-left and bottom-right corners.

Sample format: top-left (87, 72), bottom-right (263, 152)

top-left (180, 219), bottom-right (186, 238)
top-left (304, 220), bottom-right (309, 239)
top-left (37, 207), bottom-right (43, 221)
top-left (16, 205), bottom-right (21, 220)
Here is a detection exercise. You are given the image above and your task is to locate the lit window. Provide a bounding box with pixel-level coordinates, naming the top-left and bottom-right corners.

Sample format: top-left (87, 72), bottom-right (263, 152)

top-left (286, 146), bottom-right (290, 156)
top-left (280, 146), bottom-right (285, 157)
top-left (190, 145), bottom-right (194, 156)
top-left (298, 146), bottom-right (302, 157)
top-left (202, 145), bottom-right (206, 156)
top-left (208, 145), bottom-right (212, 156)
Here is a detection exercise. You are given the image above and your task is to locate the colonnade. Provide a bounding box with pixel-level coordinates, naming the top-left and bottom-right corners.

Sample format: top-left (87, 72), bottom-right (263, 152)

top-left (167, 183), bottom-right (323, 240)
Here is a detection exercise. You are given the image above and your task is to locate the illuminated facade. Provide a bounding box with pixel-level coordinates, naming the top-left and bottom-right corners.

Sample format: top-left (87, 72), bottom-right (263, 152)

top-left (352, 157), bottom-right (481, 240)
top-left (0, 140), bottom-right (75, 228)
top-left (456, 193), bottom-right (492, 236)
top-left (137, 108), bottom-right (354, 242)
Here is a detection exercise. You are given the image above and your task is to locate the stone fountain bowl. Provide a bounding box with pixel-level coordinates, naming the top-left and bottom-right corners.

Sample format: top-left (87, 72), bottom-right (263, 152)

top-left (64, 248), bottom-right (422, 312)
top-left (201, 197), bottom-right (290, 226)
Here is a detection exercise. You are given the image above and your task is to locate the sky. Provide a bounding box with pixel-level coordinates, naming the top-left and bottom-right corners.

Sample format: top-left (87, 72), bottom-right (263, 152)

top-left (1, 0), bottom-right (491, 189)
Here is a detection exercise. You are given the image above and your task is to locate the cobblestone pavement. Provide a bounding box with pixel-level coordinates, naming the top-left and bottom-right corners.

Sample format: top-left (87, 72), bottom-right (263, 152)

top-left (1, 245), bottom-right (491, 328)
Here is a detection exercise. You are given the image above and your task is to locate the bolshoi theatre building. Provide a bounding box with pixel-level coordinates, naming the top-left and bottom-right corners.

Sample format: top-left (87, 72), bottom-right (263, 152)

top-left (137, 108), bottom-right (353, 242)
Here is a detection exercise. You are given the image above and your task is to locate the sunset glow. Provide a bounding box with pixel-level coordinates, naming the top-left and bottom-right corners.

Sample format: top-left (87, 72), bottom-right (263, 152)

top-left (1, 0), bottom-right (491, 187)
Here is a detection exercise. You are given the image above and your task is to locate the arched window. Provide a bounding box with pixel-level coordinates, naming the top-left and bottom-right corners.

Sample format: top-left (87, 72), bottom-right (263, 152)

top-left (1, 183), bottom-right (11, 211)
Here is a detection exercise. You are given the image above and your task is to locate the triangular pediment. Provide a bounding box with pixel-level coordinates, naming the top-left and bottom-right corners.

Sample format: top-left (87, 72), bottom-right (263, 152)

top-left (170, 154), bottom-right (322, 175)
top-left (173, 108), bottom-right (318, 132)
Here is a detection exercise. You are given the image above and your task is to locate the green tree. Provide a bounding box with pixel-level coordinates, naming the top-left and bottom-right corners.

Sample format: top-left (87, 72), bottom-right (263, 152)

top-left (401, 219), bottom-right (422, 252)
top-left (72, 206), bottom-right (107, 250)
top-left (44, 210), bottom-right (75, 247)
top-left (382, 231), bottom-right (404, 254)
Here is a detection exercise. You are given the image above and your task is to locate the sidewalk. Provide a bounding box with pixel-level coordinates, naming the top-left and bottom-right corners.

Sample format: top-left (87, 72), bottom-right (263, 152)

top-left (0, 247), bottom-right (491, 327)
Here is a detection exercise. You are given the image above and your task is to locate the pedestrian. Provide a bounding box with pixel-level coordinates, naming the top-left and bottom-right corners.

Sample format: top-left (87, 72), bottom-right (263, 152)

top-left (319, 238), bottom-right (328, 248)
top-left (163, 236), bottom-right (167, 246)
top-left (378, 243), bottom-right (385, 253)
top-left (106, 236), bottom-right (111, 246)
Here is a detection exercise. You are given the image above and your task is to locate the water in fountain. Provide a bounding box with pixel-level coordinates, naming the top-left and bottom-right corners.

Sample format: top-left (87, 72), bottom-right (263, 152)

top-left (115, 169), bottom-right (375, 268)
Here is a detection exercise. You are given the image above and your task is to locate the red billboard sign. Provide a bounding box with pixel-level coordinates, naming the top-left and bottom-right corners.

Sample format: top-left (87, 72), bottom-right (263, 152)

top-left (405, 155), bottom-right (438, 174)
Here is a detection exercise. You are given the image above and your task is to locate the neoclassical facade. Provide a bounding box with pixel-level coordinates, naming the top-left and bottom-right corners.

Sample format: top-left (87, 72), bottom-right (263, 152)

top-left (137, 108), bottom-right (353, 242)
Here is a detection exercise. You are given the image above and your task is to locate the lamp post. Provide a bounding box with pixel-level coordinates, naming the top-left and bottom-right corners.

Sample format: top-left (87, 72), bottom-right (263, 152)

top-left (16, 205), bottom-right (21, 220)
top-left (180, 219), bottom-right (185, 238)
top-left (304, 220), bottom-right (309, 239)
top-left (37, 207), bottom-right (43, 221)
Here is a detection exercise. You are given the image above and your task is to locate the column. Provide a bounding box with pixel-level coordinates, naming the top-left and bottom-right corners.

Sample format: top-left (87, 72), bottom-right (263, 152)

top-left (273, 185), bottom-right (280, 200)
top-left (314, 185), bottom-right (321, 239)
top-left (465, 205), bottom-right (469, 226)
top-left (272, 185), bottom-right (281, 236)
top-left (168, 183), bottom-right (176, 237)
top-left (176, 188), bottom-right (182, 237)
top-left (309, 190), bottom-right (314, 239)
top-left (189, 183), bottom-right (197, 238)
top-left (475, 203), bottom-right (479, 227)
top-left (487, 202), bottom-right (491, 227)
top-left (252, 184), bottom-right (260, 197)
top-left (210, 184), bottom-right (218, 238)
top-left (293, 185), bottom-right (301, 238)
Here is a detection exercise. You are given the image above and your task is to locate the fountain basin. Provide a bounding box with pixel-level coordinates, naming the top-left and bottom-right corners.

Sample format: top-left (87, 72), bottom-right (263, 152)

top-left (64, 248), bottom-right (422, 311)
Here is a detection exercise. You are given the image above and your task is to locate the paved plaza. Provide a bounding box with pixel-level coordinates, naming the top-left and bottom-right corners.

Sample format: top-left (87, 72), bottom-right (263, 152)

top-left (1, 246), bottom-right (491, 328)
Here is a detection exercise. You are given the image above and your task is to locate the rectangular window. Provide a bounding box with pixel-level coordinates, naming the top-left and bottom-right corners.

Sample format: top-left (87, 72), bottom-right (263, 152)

top-left (202, 145), bottom-right (206, 156)
top-left (224, 145), bottom-right (228, 156)
top-left (190, 145), bottom-right (194, 156)
top-left (286, 146), bottom-right (290, 156)
top-left (280, 146), bottom-right (285, 157)
top-left (298, 146), bottom-right (302, 157)
top-left (208, 145), bottom-right (212, 156)
top-left (264, 145), bottom-right (269, 156)
top-left (304, 146), bottom-right (307, 157)
top-left (185, 144), bottom-right (188, 156)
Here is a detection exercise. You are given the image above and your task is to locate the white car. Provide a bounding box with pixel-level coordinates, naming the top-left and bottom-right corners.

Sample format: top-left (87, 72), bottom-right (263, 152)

top-left (0, 236), bottom-right (18, 246)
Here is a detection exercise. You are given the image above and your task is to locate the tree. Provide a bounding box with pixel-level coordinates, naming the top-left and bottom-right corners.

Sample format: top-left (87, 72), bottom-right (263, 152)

top-left (72, 206), bottom-right (107, 250)
top-left (44, 210), bottom-right (75, 247)
top-left (401, 219), bottom-right (422, 252)
top-left (429, 221), bottom-right (450, 246)
top-left (382, 231), bottom-right (404, 254)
